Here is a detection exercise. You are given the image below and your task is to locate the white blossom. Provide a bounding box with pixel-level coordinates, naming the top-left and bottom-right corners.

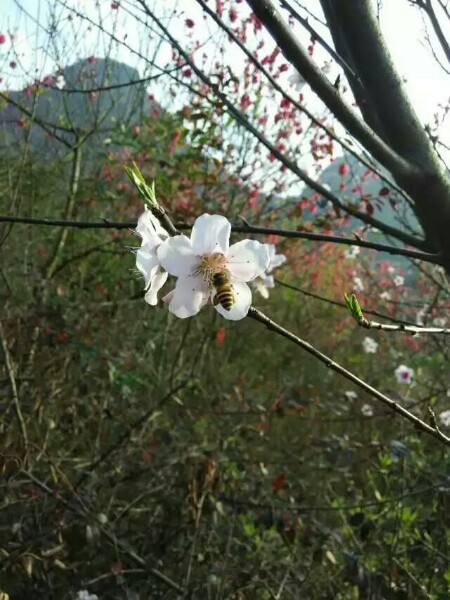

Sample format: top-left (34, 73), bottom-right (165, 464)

top-left (288, 70), bottom-right (306, 91)
top-left (438, 409), bottom-right (450, 427)
top-left (432, 317), bottom-right (447, 328)
top-left (353, 276), bottom-right (364, 292)
top-left (361, 404), bottom-right (374, 417)
top-left (253, 274), bottom-right (275, 299)
top-left (344, 390), bottom-right (358, 401)
top-left (416, 305), bottom-right (428, 327)
top-left (380, 291), bottom-right (391, 301)
top-left (76, 591), bottom-right (99, 600)
top-left (395, 364), bottom-right (414, 385)
top-left (55, 74), bottom-right (66, 90)
top-left (321, 60), bottom-right (332, 76)
top-left (134, 206), bottom-right (169, 306)
top-left (157, 214), bottom-right (269, 320)
top-left (362, 337), bottom-right (378, 354)
top-left (393, 275), bottom-right (404, 287)
top-left (345, 245), bottom-right (360, 259)
top-left (253, 243), bottom-right (286, 298)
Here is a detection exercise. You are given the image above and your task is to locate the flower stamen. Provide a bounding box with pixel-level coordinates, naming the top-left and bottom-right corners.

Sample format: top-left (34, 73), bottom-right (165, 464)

top-left (195, 252), bottom-right (228, 285)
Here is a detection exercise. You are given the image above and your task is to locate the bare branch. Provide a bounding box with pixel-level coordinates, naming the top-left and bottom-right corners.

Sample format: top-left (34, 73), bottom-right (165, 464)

top-left (0, 214), bottom-right (441, 264)
top-left (248, 307), bottom-right (450, 446)
top-left (0, 320), bottom-right (29, 453)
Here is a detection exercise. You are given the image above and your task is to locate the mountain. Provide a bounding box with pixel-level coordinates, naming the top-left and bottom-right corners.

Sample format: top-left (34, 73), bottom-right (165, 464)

top-left (0, 58), bottom-right (156, 158)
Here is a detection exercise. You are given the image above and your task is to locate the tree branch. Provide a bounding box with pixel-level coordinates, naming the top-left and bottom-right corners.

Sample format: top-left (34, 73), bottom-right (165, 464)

top-left (0, 214), bottom-right (441, 264)
top-left (248, 307), bottom-right (450, 446)
top-left (317, 0), bottom-right (450, 262)
top-left (424, 0), bottom-right (450, 67)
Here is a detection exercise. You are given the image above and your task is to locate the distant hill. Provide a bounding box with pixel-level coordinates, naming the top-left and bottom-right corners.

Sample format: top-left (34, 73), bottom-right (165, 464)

top-left (0, 58), bottom-right (156, 158)
top-left (295, 156), bottom-right (424, 272)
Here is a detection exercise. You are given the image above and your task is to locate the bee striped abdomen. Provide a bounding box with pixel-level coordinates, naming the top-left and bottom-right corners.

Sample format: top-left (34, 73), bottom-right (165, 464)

top-left (213, 271), bottom-right (234, 311)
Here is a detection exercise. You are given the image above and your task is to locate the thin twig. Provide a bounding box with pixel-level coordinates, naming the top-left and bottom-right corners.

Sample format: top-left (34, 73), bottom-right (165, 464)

top-left (44, 144), bottom-right (83, 279)
top-left (0, 320), bottom-right (29, 452)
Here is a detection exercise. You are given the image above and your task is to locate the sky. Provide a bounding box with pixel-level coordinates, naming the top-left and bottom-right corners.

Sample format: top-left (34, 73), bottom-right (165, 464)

top-left (0, 0), bottom-right (449, 161)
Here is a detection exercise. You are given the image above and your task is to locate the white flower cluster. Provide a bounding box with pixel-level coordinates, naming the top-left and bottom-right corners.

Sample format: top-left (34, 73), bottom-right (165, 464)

top-left (252, 244), bottom-right (286, 299)
top-left (134, 210), bottom-right (286, 321)
top-left (395, 364), bottom-right (414, 384)
top-left (439, 409), bottom-right (450, 427)
top-left (362, 336), bottom-right (378, 354)
top-left (345, 245), bottom-right (360, 260)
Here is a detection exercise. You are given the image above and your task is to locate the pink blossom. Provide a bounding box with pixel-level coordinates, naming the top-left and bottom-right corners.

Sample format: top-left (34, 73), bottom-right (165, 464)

top-left (0, 34), bottom-right (6, 44)
top-left (240, 93), bottom-right (251, 110)
top-left (338, 163), bottom-right (350, 177)
top-left (87, 56), bottom-right (96, 64)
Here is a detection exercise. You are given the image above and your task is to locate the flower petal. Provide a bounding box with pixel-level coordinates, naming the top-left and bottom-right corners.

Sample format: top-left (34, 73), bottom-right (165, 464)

top-left (253, 278), bottom-right (270, 299)
top-left (168, 275), bottom-right (209, 318)
top-left (136, 245), bottom-right (159, 288)
top-left (144, 267), bottom-right (168, 306)
top-left (157, 235), bottom-right (197, 278)
top-left (190, 213), bottom-right (231, 255)
top-left (215, 280), bottom-right (251, 321)
top-left (263, 274), bottom-right (275, 288)
top-left (269, 253), bottom-right (286, 271)
top-left (136, 207), bottom-right (168, 246)
top-left (226, 240), bottom-right (269, 281)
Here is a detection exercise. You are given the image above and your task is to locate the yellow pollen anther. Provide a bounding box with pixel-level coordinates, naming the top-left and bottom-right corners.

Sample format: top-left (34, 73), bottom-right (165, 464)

top-left (195, 253), bottom-right (227, 283)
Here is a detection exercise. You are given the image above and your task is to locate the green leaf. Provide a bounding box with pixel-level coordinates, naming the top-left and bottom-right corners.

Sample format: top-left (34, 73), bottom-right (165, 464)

top-left (125, 162), bottom-right (157, 207)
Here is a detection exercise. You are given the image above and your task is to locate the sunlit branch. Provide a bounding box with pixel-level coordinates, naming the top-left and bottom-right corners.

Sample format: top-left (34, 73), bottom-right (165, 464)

top-left (348, 306), bottom-right (450, 335)
top-left (248, 307), bottom-right (450, 446)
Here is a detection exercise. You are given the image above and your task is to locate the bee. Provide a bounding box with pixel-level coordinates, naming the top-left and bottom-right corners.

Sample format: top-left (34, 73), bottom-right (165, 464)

top-left (212, 270), bottom-right (234, 311)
